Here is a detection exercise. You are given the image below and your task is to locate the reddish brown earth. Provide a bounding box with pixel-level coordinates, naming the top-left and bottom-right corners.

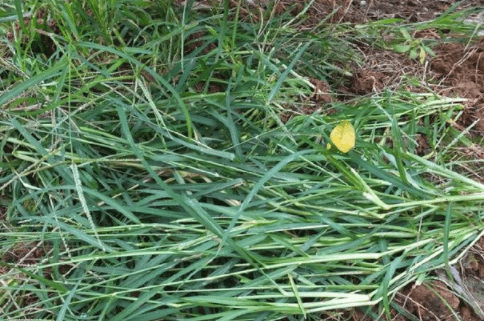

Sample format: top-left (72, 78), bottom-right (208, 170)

top-left (391, 236), bottom-right (484, 321)
top-left (430, 39), bottom-right (484, 135)
top-left (344, 33), bottom-right (484, 134)
top-left (398, 281), bottom-right (470, 321)
top-left (300, 0), bottom-right (484, 24)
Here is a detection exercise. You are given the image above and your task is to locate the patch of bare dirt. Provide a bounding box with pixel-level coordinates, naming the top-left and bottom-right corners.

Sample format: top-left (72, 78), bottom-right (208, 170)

top-left (461, 96), bottom-right (484, 135)
top-left (397, 281), bottom-right (460, 321)
top-left (416, 133), bottom-right (431, 155)
top-left (263, 0), bottom-right (458, 25)
top-left (350, 69), bottom-right (385, 94)
top-left (363, 0), bottom-right (483, 22)
top-left (2, 242), bottom-right (46, 266)
top-left (430, 39), bottom-right (484, 135)
top-left (390, 236), bottom-right (484, 321)
top-left (310, 78), bottom-right (333, 103)
top-left (344, 47), bottom-right (429, 95)
top-left (304, 0), bottom-right (367, 25)
top-left (430, 40), bottom-right (484, 99)
top-left (276, 0), bottom-right (484, 25)
top-left (7, 8), bottom-right (60, 58)
top-left (458, 237), bottom-right (484, 317)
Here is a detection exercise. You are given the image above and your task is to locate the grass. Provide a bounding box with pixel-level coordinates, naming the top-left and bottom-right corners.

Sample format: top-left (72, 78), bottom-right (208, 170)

top-left (1, 0), bottom-right (484, 320)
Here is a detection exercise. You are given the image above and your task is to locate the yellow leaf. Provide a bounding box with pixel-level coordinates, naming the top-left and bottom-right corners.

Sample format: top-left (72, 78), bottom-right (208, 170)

top-left (419, 47), bottom-right (426, 65)
top-left (329, 120), bottom-right (355, 153)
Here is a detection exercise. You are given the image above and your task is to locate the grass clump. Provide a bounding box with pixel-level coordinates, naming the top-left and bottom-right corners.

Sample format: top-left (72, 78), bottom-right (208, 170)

top-left (1, 1), bottom-right (484, 320)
